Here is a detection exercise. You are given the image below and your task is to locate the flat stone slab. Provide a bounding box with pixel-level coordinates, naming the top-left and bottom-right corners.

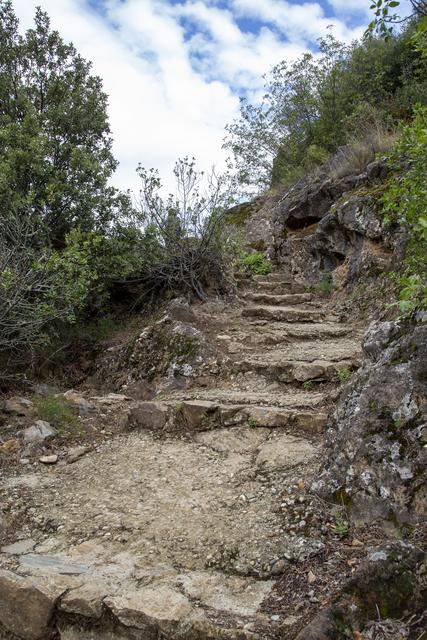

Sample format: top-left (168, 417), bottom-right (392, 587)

top-left (20, 554), bottom-right (89, 575)
top-left (1, 539), bottom-right (36, 555)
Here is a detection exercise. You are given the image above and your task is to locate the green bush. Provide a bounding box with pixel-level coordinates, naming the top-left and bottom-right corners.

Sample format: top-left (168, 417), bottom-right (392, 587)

top-left (337, 367), bottom-right (352, 383)
top-left (316, 273), bottom-right (334, 295)
top-left (381, 105), bottom-right (427, 313)
top-left (235, 251), bottom-right (271, 276)
top-left (33, 394), bottom-right (78, 434)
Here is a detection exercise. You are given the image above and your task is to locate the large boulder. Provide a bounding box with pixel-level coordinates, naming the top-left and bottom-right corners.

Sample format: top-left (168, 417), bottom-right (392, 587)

top-left (312, 320), bottom-right (427, 527)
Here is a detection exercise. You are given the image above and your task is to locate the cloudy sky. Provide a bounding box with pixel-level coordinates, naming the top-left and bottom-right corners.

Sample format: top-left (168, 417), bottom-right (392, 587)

top-left (12, 0), bottom-right (409, 193)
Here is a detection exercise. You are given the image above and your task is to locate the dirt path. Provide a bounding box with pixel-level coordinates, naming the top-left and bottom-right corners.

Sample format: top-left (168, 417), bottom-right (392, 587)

top-left (0, 273), bottom-right (365, 640)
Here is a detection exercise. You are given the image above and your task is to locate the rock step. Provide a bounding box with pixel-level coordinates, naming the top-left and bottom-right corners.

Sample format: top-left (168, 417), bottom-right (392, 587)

top-left (233, 357), bottom-right (357, 383)
top-left (0, 564), bottom-right (272, 640)
top-left (253, 272), bottom-right (291, 283)
top-left (238, 280), bottom-right (307, 294)
top-left (129, 399), bottom-right (328, 433)
top-left (242, 305), bottom-right (328, 323)
top-left (225, 339), bottom-right (361, 362)
top-left (243, 292), bottom-right (313, 306)
top-left (166, 388), bottom-right (327, 409)
top-left (235, 323), bottom-right (358, 344)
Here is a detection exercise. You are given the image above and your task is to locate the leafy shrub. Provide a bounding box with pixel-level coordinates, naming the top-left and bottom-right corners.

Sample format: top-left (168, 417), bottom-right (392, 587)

top-left (381, 105), bottom-right (427, 312)
top-left (316, 273), bottom-right (334, 295)
top-left (235, 251), bottom-right (271, 276)
top-left (337, 367), bottom-right (352, 383)
top-left (33, 394), bottom-right (78, 434)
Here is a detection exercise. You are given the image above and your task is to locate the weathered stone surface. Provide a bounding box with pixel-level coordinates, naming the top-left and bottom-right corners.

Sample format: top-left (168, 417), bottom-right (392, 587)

top-left (313, 320), bottom-right (427, 525)
top-left (1, 538), bottom-right (35, 555)
top-left (67, 445), bottom-right (91, 464)
top-left (128, 401), bottom-right (170, 431)
top-left (23, 420), bottom-right (57, 443)
top-left (104, 585), bottom-right (197, 632)
top-left (63, 390), bottom-right (96, 415)
top-left (3, 396), bottom-right (33, 416)
top-left (60, 583), bottom-right (107, 618)
top-left (177, 400), bottom-right (221, 432)
top-left (39, 454), bottom-right (58, 465)
top-left (178, 571), bottom-right (273, 617)
top-left (0, 569), bottom-right (63, 639)
top-left (20, 553), bottom-right (89, 575)
top-left (256, 434), bottom-right (316, 471)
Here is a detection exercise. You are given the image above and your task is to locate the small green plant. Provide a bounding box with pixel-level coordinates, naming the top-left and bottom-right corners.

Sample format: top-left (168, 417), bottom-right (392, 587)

top-left (33, 394), bottom-right (78, 435)
top-left (303, 380), bottom-right (314, 390)
top-left (235, 251), bottom-right (271, 276)
top-left (337, 367), bottom-right (352, 383)
top-left (333, 514), bottom-right (349, 538)
top-left (248, 416), bottom-right (259, 428)
top-left (316, 273), bottom-right (334, 295)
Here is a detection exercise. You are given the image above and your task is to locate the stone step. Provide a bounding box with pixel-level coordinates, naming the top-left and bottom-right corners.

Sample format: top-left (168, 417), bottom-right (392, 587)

top-left (238, 322), bottom-right (358, 343)
top-left (244, 280), bottom-right (307, 294)
top-left (253, 273), bottom-right (291, 283)
top-left (226, 338), bottom-right (361, 362)
top-left (167, 388), bottom-right (327, 409)
top-left (128, 399), bottom-right (328, 433)
top-left (244, 292), bottom-right (313, 306)
top-left (242, 305), bottom-right (328, 323)
top-left (233, 357), bottom-right (357, 384)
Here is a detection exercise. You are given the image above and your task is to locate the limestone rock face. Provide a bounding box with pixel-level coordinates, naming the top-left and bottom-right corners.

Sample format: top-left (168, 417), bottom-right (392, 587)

top-left (313, 320), bottom-right (427, 526)
top-left (0, 569), bottom-right (63, 639)
top-left (267, 159), bottom-right (403, 291)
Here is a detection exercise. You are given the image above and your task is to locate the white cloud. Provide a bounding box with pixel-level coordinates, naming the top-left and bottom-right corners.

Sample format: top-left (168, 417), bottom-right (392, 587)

top-left (11, 0), bottom-right (369, 194)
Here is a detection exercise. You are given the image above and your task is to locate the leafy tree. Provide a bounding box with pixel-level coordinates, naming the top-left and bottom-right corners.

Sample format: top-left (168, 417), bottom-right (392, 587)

top-left (366, 0), bottom-right (427, 38)
top-left (0, 1), bottom-right (125, 244)
top-left (224, 34), bottom-right (349, 191)
top-left (225, 20), bottom-right (426, 193)
top-left (381, 108), bottom-right (427, 313)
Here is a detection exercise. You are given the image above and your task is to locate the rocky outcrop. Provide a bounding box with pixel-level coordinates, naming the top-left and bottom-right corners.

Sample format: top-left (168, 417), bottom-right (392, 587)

top-left (313, 319), bottom-right (427, 527)
top-left (266, 159), bottom-right (403, 292)
top-left (93, 298), bottom-right (215, 396)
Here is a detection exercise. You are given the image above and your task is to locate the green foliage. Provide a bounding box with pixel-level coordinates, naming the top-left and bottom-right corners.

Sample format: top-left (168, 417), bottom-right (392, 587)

top-left (0, 1), bottom-right (127, 245)
top-left (33, 394), bottom-right (78, 434)
top-left (381, 105), bottom-right (427, 312)
top-left (248, 416), bottom-right (259, 428)
top-left (235, 251), bottom-right (271, 276)
top-left (224, 21), bottom-right (427, 193)
top-left (336, 367), bottom-right (352, 383)
top-left (303, 380), bottom-right (314, 390)
top-left (316, 273), bottom-right (334, 295)
top-left (333, 514), bottom-right (349, 538)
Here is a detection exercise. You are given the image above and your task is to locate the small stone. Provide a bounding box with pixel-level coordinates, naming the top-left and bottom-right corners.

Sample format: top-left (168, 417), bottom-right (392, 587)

top-left (271, 559), bottom-right (287, 575)
top-left (20, 458), bottom-right (30, 465)
top-left (67, 446), bottom-right (91, 464)
top-left (0, 439), bottom-right (20, 454)
top-left (23, 421), bottom-right (56, 443)
top-left (307, 570), bottom-right (316, 584)
top-left (39, 455), bottom-right (58, 465)
top-left (351, 538), bottom-right (364, 547)
top-left (3, 397), bottom-right (33, 416)
top-left (271, 615), bottom-right (280, 622)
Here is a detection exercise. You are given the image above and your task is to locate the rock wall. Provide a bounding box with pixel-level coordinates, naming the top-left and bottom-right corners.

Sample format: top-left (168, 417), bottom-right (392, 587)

top-left (313, 318), bottom-right (427, 529)
top-left (270, 160), bottom-right (404, 290)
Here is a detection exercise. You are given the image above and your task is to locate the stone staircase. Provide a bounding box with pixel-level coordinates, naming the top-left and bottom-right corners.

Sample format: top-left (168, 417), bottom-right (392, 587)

top-left (0, 271), bottom-right (364, 640)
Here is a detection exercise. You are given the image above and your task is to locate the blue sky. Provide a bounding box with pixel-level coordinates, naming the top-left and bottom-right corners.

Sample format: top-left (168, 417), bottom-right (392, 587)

top-left (12, 0), bottom-right (411, 192)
